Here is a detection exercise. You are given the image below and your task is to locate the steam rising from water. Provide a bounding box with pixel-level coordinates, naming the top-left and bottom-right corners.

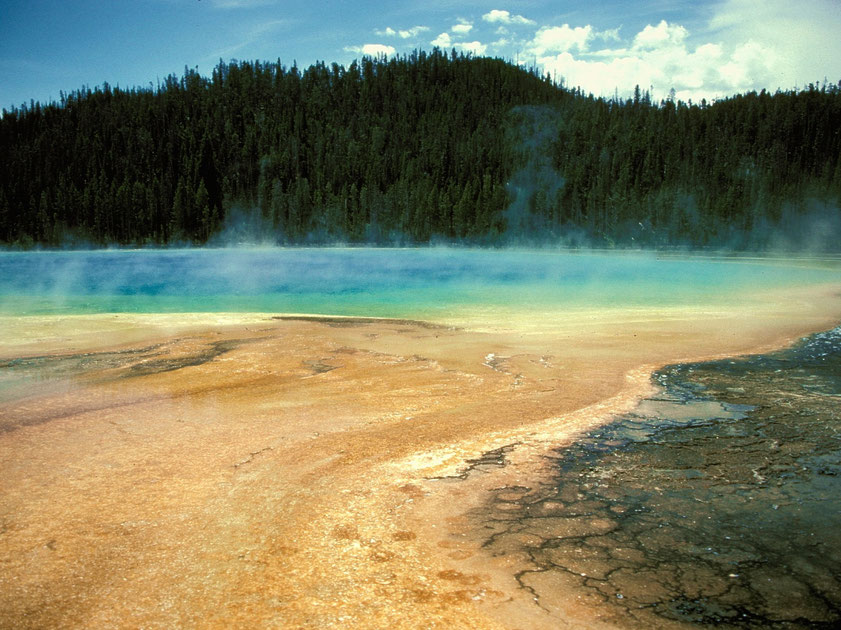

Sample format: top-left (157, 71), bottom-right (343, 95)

top-left (503, 107), bottom-right (566, 241)
top-left (499, 105), bottom-right (841, 252)
top-left (0, 248), bottom-right (838, 323)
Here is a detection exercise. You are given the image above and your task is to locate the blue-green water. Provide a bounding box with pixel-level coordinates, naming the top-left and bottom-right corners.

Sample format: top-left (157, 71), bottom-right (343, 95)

top-left (0, 248), bottom-right (838, 319)
top-left (2, 247), bottom-right (840, 626)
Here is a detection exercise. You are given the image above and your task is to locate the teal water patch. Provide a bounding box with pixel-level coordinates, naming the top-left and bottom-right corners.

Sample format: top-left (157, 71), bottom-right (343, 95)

top-left (0, 248), bottom-right (838, 317)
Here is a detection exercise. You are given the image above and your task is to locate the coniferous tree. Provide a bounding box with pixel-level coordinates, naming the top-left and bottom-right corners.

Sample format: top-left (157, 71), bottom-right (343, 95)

top-left (1, 53), bottom-right (839, 249)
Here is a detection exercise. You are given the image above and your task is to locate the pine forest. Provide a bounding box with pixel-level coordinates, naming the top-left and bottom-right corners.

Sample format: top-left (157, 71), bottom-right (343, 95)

top-left (2, 50), bottom-right (840, 249)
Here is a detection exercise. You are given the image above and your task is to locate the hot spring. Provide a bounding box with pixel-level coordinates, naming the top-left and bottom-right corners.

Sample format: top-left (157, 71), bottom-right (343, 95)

top-left (1, 247), bottom-right (838, 323)
top-left (1, 247), bottom-right (840, 629)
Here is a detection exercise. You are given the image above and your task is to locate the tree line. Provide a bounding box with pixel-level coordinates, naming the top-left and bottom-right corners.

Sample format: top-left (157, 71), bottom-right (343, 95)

top-left (1, 49), bottom-right (840, 249)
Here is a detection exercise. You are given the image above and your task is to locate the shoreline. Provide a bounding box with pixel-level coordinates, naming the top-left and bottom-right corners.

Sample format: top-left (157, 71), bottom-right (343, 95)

top-left (3, 277), bottom-right (839, 352)
top-left (451, 324), bottom-right (841, 628)
top-left (2, 286), bottom-right (841, 629)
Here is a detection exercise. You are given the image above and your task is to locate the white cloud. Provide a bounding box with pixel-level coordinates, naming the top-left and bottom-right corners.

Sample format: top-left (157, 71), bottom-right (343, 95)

top-left (377, 25), bottom-right (429, 39)
top-left (530, 25), bottom-right (593, 56)
top-left (680, 43), bottom-right (725, 89)
top-left (363, 44), bottom-right (396, 56)
top-left (533, 19), bottom-right (781, 102)
top-left (400, 26), bottom-right (430, 39)
top-left (366, 0), bottom-right (839, 102)
top-left (718, 41), bottom-right (773, 88)
top-left (588, 47), bottom-right (629, 58)
top-left (455, 41), bottom-right (487, 56)
top-left (344, 44), bottom-right (396, 57)
top-left (708, 0), bottom-right (841, 90)
top-left (633, 20), bottom-right (687, 49)
top-left (482, 9), bottom-right (535, 26)
top-left (596, 27), bottom-right (622, 42)
top-left (540, 52), bottom-right (643, 96)
top-left (432, 32), bottom-right (452, 48)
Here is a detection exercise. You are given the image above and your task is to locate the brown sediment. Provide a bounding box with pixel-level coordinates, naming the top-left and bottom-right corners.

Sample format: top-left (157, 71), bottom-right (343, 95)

top-left (273, 314), bottom-right (454, 330)
top-left (1, 285), bottom-right (841, 629)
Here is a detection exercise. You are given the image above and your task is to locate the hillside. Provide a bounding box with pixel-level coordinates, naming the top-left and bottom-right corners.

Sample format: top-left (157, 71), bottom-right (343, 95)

top-left (1, 50), bottom-right (840, 249)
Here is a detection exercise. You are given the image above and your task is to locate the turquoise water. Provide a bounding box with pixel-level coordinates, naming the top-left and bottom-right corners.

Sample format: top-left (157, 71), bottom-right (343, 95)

top-left (0, 248), bottom-right (838, 319)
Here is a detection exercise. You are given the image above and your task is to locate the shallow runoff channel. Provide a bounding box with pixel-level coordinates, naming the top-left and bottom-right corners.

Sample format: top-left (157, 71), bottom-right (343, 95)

top-left (470, 325), bottom-right (841, 629)
top-left (1, 247), bottom-right (840, 629)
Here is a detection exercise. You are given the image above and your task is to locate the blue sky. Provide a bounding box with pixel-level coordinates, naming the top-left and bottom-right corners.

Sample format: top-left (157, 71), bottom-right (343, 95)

top-left (2, 0), bottom-right (840, 110)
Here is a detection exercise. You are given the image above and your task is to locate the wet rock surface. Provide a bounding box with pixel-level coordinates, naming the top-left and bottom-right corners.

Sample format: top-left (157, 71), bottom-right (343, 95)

top-left (472, 327), bottom-right (841, 628)
top-left (0, 337), bottom-right (253, 386)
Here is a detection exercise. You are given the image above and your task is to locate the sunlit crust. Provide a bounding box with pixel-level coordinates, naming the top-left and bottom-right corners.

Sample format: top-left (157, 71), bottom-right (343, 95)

top-left (1, 284), bottom-right (840, 629)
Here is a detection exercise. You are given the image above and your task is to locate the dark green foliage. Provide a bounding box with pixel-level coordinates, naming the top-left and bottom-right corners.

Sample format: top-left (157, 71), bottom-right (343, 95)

top-left (544, 84), bottom-right (841, 248)
top-left (1, 51), bottom-right (840, 249)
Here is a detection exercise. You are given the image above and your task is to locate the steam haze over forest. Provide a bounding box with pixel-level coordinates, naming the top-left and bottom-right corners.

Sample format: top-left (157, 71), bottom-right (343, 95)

top-left (3, 7), bottom-right (841, 628)
top-left (1, 1), bottom-right (840, 250)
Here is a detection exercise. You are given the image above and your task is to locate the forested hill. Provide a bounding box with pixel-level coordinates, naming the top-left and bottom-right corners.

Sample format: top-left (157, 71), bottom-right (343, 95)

top-left (2, 50), bottom-right (840, 249)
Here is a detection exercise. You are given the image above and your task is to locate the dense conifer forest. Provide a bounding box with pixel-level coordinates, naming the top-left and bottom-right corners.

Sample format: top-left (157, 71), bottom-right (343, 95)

top-left (1, 49), bottom-right (840, 249)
